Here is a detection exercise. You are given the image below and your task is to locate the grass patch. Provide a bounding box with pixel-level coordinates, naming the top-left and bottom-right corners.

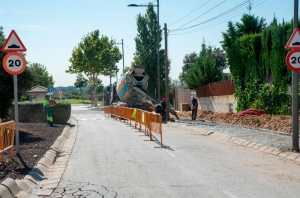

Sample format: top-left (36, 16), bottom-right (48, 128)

top-left (59, 99), bottom-right (102, 105)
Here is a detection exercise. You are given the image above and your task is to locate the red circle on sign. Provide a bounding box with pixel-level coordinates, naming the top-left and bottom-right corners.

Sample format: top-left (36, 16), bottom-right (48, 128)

top-left (286, 49), bottom-right (300, 72)
top-left (2, 52), bottom-right (26, 75)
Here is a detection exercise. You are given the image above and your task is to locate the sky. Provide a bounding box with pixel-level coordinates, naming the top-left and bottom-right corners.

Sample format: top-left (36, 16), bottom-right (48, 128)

top-left (0, 0), bottom-right (296, 87)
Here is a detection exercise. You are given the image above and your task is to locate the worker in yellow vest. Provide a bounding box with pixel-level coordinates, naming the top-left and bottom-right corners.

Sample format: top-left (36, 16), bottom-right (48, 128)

top-left (43, 94), bottom-right (56, 126)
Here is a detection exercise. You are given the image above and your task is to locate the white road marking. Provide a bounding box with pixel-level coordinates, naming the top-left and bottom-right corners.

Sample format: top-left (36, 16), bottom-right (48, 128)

top-left (165, 150), bottom-right (176, 157)
top-left (222, 190), bottom-right (239, 198)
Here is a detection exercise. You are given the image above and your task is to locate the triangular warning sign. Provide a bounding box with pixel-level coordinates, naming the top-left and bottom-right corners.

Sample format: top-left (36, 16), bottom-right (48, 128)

top-left (286, 28), bottom-right (300, 50)
top-left (1, 30), bottom-right (27, 52)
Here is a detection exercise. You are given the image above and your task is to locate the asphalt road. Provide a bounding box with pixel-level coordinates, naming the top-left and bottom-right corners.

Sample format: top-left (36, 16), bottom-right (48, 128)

top-left (51, 105), bottom-right (300, 197)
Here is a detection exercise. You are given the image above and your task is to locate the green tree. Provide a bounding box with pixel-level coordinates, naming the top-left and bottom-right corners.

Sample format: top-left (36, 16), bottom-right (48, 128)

top-left (27, 63), bottom-right (55, 87)
top-left (0, 26), bottom-right (34, 119)
top-left (95, 78), bottom-right (104, 98)
top-left (133, 3), bottom-right (167, 99)
top-left (185, 42), bottom-right (223, 89)
top-left (66, 30), bottom-right (122, 107)
top-left (212, 47), bottom-right (227, 70)
top-left (74, 73), bottom-right (88, 102)
top-left (179, 52), bottom-right (198, 88)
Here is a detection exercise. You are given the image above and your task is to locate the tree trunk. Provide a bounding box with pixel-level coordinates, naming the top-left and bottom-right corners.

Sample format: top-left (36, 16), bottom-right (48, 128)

top-left (80, 88), bottom-right (84, 103)
top-left (93, 86), bottom-right (97, 107)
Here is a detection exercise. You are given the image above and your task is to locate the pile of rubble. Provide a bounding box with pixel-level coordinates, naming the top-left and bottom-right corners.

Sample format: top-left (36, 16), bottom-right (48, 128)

top-left (176, 110), bottom-right (293, 134)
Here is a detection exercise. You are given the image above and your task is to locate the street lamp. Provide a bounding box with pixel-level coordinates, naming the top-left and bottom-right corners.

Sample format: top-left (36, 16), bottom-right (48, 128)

top-left (128, 0), bottom-right (160, 100)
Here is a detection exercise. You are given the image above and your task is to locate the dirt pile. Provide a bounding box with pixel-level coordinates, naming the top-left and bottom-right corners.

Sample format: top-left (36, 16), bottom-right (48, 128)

top-left (176, 110), bottom-right (293, 134)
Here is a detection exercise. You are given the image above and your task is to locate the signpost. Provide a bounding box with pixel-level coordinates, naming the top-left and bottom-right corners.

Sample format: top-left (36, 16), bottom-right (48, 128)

top-left (47, 87), bottom-right (53, 95)
top-left (2, 52), bottom-right (26, 75)
top-left (286, 49), bottom-right (300, 72)
top-left (1, 30), bottom-right (27, 154)
top-left (58, 89), bottom-right (64, 100)
top-left (285, 0), bottom-right (299, 152)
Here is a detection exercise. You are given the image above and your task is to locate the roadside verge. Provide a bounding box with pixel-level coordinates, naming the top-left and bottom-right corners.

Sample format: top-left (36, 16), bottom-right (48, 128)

top-left (0, 116), bottom-right (78, 198)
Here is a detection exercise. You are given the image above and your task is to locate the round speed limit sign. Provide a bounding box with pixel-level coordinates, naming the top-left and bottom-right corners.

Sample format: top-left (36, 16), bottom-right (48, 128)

top-left (2, 52), bottom-right (26, 75)
top-left (286, 49), bottom-right (300, 72)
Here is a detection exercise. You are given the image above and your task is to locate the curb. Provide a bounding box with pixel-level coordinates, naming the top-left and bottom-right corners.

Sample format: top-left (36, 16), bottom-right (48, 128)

top-left (167, 122), bottom-right (300, 165)
top-left (0, 116), bottom-right (78, 198)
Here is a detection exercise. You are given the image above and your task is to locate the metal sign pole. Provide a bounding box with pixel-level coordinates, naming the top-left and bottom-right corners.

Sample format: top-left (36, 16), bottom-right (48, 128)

top-left (292, 0), bottom-right (299, 152)
top-left (14, 75), bottom-right (19, 154)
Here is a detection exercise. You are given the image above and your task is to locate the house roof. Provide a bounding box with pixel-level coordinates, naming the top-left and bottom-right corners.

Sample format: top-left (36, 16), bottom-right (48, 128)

top-left (26, 85), bottom-right (47, 95)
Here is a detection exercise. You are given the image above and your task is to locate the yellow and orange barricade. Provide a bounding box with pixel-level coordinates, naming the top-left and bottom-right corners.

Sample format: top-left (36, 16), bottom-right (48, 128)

top-left (0, 121), bottom-right (15, 162)
top-left (149, 112), bottom-right (163, 147)
top-left (106, 105), bottom-right (164, 147)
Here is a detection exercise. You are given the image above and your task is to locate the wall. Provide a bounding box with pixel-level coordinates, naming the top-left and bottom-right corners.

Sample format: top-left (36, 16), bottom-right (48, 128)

top-left (31, 95), bottom-right (45, 102)
top-left (174, 80), bottom-right (237, 113)
top-left (174, 89), bottom-right (196, 111)
top-left (198, 95), bottom-right (237, 113)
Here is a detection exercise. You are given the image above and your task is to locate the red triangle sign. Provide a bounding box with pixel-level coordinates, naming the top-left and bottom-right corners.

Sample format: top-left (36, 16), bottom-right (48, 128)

top-left (285, 28), bottom-right (300, 50)
top-left (1, 30), bottom-right (27, 52)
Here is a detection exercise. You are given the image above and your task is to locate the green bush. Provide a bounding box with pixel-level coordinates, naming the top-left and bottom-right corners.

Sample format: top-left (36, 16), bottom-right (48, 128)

top-left (9, 101), bottom-right (71, 124)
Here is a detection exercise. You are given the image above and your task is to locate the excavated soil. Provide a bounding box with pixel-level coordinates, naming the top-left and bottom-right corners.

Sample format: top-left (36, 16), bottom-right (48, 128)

top-left (176, 110), bottom-right (294, 134)
top-left (0, 123), bottom-right (65, 183)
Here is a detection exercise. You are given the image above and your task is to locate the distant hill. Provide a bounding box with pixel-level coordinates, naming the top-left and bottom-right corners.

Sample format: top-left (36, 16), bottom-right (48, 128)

top-left (53, 86), bottom-right (78, 95)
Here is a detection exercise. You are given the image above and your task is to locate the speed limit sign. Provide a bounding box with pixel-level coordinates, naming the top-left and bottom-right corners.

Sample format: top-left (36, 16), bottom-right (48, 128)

top-left (2, 52), bottom-right (26, 75)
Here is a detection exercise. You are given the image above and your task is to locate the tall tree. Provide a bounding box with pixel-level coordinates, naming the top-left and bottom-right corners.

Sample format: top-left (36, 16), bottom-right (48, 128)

top-left (74, 73), bottom-right (88, 102)
top-left (179, 52), bottom-right (198, 88)
top-left (27, 63), bottom-right (55, 87)
top-left (185, 42), bottom-right (223, 89)
top-left (66, 30), bottom-right (122, 107)
top-left (133, 3), bottom-right (167, 99)
top-left (0, 26), bottom-right (34, 119)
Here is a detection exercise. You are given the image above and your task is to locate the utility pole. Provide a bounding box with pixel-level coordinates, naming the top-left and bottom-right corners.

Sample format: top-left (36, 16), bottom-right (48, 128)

top-left (157, 0), bottom-right (160, 101)
top-left (292, 0), bottom-right (299, 151)
top-left (164, 23), bottom-right (169, 121)
top-left (122, 39), bottom-right (124, 73)
top-left (116, 39), bottom-right (125, 74)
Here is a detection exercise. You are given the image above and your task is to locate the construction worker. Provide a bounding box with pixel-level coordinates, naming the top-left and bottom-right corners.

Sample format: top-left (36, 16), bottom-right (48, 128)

top-left (43, 94), bottom-right (55, 126)
top-left (160, 98), bottom-right (167, 122)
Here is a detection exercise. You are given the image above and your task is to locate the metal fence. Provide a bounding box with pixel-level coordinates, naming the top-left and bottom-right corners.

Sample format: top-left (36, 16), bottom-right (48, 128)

top-left (196, 80), bottom-right (235, 97)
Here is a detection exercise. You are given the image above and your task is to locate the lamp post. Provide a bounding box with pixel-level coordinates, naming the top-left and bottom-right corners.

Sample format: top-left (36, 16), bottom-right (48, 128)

top-left (128, 0), bottom-right (160, 100)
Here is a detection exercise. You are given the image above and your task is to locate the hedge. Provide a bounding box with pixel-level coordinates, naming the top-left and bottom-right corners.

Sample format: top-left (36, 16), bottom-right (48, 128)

top-left (9, 101), bottom-right (71, 124)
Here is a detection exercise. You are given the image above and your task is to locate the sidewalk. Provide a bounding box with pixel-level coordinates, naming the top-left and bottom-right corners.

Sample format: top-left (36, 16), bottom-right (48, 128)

top-left (167, 118), bottom-right (300, 165)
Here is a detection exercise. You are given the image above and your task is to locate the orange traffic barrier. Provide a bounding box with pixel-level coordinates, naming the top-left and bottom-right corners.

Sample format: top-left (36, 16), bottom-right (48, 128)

top-left (149, 113), bottom-right (163, 147)
top-left (0, 121), bottom-right (15, 162)
top-left (105, 106), bottom-right (164, 148)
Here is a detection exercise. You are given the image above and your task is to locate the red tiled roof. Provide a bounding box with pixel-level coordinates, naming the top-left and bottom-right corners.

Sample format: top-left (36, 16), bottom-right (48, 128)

top-left (26, 85), bottom-right (47, 94)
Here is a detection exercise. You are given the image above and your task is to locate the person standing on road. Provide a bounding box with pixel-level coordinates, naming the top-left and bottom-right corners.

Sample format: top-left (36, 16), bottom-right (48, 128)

top-left (43, 94), bottom-right (55, 126)
top-left (154, 103), bottom-right (164, 122)
top-left (160, 98), bottom-right (166, 122)
top-left (191, 96), bottom-right (198, 120)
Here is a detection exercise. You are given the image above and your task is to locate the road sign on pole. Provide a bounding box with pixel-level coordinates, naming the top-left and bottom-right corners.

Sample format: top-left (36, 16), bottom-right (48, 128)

top-left (285, 28), bottom-right (300, 50)
top-left (2, 53), bottom-right (26, 75)
top-left (286, 49), bottom-right (300, 71)
top-left (58, 89), bottom-right (64, 100)
top-left (1, 30), bottom-right (27, 155)
top-left (1, 30), bottom-right (27, 52)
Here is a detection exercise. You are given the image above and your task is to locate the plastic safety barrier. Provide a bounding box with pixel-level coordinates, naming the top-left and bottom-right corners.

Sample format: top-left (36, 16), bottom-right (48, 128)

top-left (0, 121), bottom-right (15, 162)
top-left (106, 106), bottom-right (163, 147)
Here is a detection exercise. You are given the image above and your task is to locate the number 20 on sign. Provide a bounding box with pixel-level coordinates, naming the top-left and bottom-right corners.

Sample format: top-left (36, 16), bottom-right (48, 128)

top-left (2, 52), bottom-right (26, 75)
top-left (286, 49), bottom-right (300, 72)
